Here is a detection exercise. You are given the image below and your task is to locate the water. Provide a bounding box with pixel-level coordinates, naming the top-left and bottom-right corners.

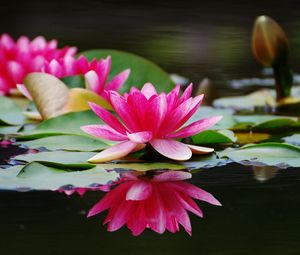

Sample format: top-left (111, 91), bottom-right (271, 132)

top-left (1, 0), bottom-right (300, 254)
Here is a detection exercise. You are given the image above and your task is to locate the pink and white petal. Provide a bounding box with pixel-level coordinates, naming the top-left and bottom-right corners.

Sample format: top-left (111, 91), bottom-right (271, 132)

top-left (166, 116), bottom-right (223, 139)
top-left (96, 56), bottom-right (111, 88)
top-left (88, 102), bottom-right (126, 134)
top-left (141, 83), bottom-right (158, 99)
top-left (0, 34), bottom-right (15, 51)
top-left (169, 182), bottom-right (222, 206)
top-left (187, 144), bottom-right (214, 154)
top-left (31, 36), bottom-right (47, 51)
top-left (81, 124), bottom-right (127, 141)
top-left (126, 181), bottom-right (152, 201)
top-left (88, 141), bottom-right (137, 163)
top-left (16, 84), bottom-right (32, 100)
top-left (106, 69), bottom-right (130, 91)
top-left (85, 70), bottom-right (100, 93)
top-left (153, 171), bottom-right (191, 182)
top-left (127, 131), bottom-right (152, 143)
top-left (47, 59), bottom-right (63, 77)
top-left (150, 139), bottom-right (192, 161)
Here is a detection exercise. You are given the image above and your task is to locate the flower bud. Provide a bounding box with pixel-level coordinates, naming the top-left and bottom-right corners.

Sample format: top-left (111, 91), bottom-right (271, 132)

top-left (252, 15), bottom-right (289, 67)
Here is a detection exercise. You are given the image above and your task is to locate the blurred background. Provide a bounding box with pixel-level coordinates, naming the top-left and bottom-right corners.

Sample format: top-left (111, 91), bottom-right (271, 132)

top-left (2, 0), bottom-right (300, 89)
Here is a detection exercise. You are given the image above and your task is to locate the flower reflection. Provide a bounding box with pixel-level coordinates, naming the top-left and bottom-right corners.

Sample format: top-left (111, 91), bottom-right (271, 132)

top-left (88, 170), bottom-right (221, 236)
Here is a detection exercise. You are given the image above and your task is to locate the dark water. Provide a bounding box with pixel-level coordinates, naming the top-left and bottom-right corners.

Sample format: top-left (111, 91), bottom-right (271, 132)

top-left (1, 0), bottom-right (300, 254)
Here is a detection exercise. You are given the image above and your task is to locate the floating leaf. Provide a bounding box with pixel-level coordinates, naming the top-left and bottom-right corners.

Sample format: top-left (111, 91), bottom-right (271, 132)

top-left (187, 106), bottom-right (236, 130)
top-left (235, 132), bottom-right (271, 144)
top-left (0, 96), bottom-right (26, 125)
top-left (13, 151), bottom-right (96, 169)
top-left (282, 134), bottom-right (300, 146)
top-left (17, 135), bottom-right (110, 152)
top-left (192, 130), bottom-right (236, 144)
top-left (0, 162), bottom-right (119, 191)
top-left (17, 110), bottom-right (102, 140)
top-left (218, 142), bottom-right (300, 168)
top-left (80, 49), bottom-right (175, 92)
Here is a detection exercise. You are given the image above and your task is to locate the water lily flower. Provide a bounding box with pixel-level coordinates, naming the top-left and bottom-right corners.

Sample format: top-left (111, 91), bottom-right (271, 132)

top-left (0, 33), bottom-right (76, 95)
top-left (88, 171), bottom-right (221, 236)
top-left (81, 83), bottom-right (222, 162)
top-left (17, 55), bottom-right (130, 101)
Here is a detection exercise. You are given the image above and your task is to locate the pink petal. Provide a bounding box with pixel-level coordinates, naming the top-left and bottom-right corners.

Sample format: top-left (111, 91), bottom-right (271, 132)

top-left (31, 36), bottom-right (47, 51)
top-left (95, 56), bottom-right (111, 89)
top-left (16, 84), bottom-right (33, 100)
top-left (7, 61), bottom-right (25, 83)
top-left (169, 182), bottom-right (222, 206)
top-left (16, 36), bottom-right (30, 52)
top-left (47, 59), bottom-right (63, 77)
top-left (88, 102), bottom-right (126, 134)
top-left (127, 203), bottom-right (148, 236)
top-left (106, 69), bottom-right (130, 91)
top-left (85, 70), bottom-right (100, 93)
top-left (178, 83), bottom-right (193, 105)
top-left (166, 116), bottom-right (223, 139)
top-left (87, 141), bottom-right (137, 163)
top-left (81, 124), bottom-right (127, 141)
top-left (145, 94), bottom-right (167, 135)
top-left (187, 144), bottom-right (214, 154)
top-left (141, 83), bottom-right (158, 99)
top-left (87, 181), bottom-right (133, 217)
top-left (145, 185), bottom-right (166, 234)
top-left (153, 171), bottom-right (192, 182)
top-left (109, 91), bottom-right (139, 132)
top-left (0, 34), bottom-right (15, 51)
top-left (127, 131), bottom-right (152, 143)
top-left (126, 181), bottom-right (152, 201)
top-left (150, 139), bottom-right (192, 161)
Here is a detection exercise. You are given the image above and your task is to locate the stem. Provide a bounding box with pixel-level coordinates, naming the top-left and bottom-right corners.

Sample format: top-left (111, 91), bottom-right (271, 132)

top-left (273, 61), bottom-right (293, 101)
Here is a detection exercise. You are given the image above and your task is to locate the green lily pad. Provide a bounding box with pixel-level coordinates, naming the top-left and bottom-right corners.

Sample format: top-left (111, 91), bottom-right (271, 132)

top-left (17, 135), bottom-right (110, 152)
top-left (187, 106), bottom-right (236, 130)
top-left (0, 125), bottom-right (22, 135)
top-left (17, 110), bottom-right (102, 140)
top-left (192, 130), bottom-right (237, 144)
top-left (0, 96), bottom-right (26, 125)
top-left (217, 142), bottom-right (300, 168)
top-left (0, 162), bottom-right (119, 191)
top-left (13, 151), bottom-right (96, 169)
top-left (80, 49), bottom-right (175, 92)
top-left (233, 115), bottom-right (298, 132)
top-left (282, 134), bottom-right (300, 146)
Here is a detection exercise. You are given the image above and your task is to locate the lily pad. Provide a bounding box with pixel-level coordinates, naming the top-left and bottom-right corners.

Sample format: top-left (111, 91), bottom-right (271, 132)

top-left (192, 130), bottom-right (237, 144)
top-left (17, 135), bottom-right (110, 152)
top-left (0, 96), bottom-right (26, 125)
top-left (13, 151), bottom-right (96, 169)
top-left (217, 142), bottom-right (300, 168)
top-left (0, 162), bottom-right (119, 191)
top-left (282, 134), bottom-right (300, 146)
top-left (80, 49), bottom-right (175, 92)
top-left (187, 106), bottom-right (236, 130)
top-left (17, 110), bottom-right (102, 140)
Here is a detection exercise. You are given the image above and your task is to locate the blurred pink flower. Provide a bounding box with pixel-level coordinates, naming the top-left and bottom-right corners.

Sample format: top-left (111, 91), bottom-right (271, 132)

top-left (88, 171), bottom-right (221, 236)
top-left (42, 55), bottom-right (130, 99)
top-left (0, 33), bottom-right (76, 95)
top-left (81, 83), bottom-right (222, 162)
top-left (17, 55), bottom-right (130, 100)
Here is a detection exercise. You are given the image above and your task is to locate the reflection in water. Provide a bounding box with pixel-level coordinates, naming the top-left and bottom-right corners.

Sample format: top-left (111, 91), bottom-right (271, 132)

top-left (86, 170), bottom-right (221, 236)
top-left (252, 165), bottom-right (279, 182)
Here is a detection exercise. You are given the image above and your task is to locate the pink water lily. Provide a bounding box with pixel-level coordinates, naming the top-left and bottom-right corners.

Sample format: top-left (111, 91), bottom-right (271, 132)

top-left (88, 171), bottom-right (221, 236)
top-left (0, 33), bottom-right (76, 95)
top-left (17, 55), bottom-right (130, 100)
top-left (81, 83), bottom-right (222, 162)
